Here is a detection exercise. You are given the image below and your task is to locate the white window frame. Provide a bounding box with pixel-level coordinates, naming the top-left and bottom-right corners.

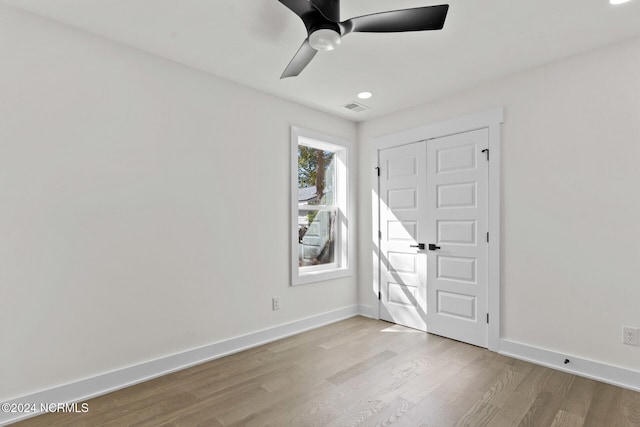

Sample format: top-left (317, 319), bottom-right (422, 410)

top-left (291, 126), bottom-right (351, 286)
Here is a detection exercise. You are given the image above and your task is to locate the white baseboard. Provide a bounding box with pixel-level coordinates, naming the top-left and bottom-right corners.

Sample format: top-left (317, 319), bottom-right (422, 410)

top-left (357, 304), bottom-right (378, 319)
top-left (0, 305), bottom-right (360, 426)
top-left (500, 339), bottom-right (640, 392)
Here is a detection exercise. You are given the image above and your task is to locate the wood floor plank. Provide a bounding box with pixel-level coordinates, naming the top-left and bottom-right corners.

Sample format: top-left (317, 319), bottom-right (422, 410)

top-left (582, 382), bottom-right (624, 427)
top-left (480, 369), bottom-right (528, 408)
top-left (359, 396), bottom-right (415, 427)
top-left (419, 387), bottom-right (485, 426)
top-left (403, 394), bottom-right (448, 426)
top-left (620, 389), bottom-right (640, 426)
top-left (486, 391), bottom-right (538, 427)
top-left (325, 350), bottom-right (398, 386)
top-left (455, 401), bottom-right (501, 427)
top-left (559, 375), bottom-right (597, 419)
top-left (550, 410), bottom-right (585, 427)
top-left (280, 377), bottom-right (372, 427)
top-left (542, 369), bottom-right (576, 398)
top-left (399, 358), bottom-right (464, 405)
top-left (517, 391), bottom-right (564, 427)
top-left (11, 317), bottom-right (640, 427)
top-left (514, 364), bottom-right (554, 400)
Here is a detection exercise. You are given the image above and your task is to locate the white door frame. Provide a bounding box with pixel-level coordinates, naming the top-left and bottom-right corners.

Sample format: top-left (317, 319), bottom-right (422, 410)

top-left (371, 108), bottom-right (503, 352)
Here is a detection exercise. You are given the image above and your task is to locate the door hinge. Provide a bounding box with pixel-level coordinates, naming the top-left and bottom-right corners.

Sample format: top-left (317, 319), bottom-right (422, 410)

top-left (482, 148), bottom-right (490, 161)
top-left (378, 291), bottom-right (381, 300)
top-left (375, 166), bottom-right (380, 176)
top-left (486, 232), bottom-right (489, 243)
top-left (379, 230), bottom-right (382, 240)
top-left (487, 313), bottom-right (490, 324)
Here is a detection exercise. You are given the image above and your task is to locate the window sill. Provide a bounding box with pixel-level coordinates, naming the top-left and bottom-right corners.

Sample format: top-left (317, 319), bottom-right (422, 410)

top-left (292, 267), bottom-right (352, 286)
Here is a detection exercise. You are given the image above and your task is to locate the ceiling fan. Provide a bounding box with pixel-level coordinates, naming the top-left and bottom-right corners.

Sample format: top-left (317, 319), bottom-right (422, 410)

top-left (277, 0), bottom-right (449, 78)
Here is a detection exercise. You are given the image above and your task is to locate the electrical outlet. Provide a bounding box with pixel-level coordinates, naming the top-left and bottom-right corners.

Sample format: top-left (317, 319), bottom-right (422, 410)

top-left (622, 326), bottom-right (639, 346)
top-left (272, 297), bottom-right (280, 311)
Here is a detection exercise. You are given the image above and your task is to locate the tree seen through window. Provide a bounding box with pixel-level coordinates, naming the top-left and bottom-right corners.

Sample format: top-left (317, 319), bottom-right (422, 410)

top-left (298, 146), bottom-right (336, 267)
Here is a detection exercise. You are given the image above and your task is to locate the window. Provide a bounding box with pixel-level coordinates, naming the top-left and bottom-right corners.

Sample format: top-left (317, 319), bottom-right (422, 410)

top-left (291, 127), bottom-right (351, 285)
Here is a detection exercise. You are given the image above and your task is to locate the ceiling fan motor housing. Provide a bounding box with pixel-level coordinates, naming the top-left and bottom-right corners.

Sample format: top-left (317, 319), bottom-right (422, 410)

top-left (301, 0), bottom-right (341, 36)
top-left (301, 1), bottom-right (342, 51)
top-left (311, 0), bottom-right (340, 21)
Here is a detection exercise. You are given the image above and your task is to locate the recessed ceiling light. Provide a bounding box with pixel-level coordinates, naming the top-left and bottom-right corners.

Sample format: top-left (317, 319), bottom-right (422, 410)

top-left (357, 91), bottom-right (373, 99)
top-left (610, 0), bottom-right (631, 4)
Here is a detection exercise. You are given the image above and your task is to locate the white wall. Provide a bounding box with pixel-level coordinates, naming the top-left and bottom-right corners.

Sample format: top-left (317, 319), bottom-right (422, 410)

top-left (358, 37), bottom-right (640, 371)
top-left (0, 5), bottom-right (357, 401)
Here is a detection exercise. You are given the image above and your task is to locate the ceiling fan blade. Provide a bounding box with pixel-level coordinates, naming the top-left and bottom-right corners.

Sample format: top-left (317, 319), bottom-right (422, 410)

top-left (281, 39), bottom-right (318, 79)
top-left (340, 5), bottom-right (449, 35)
top-left (278, 0), bottom-right (316, 19)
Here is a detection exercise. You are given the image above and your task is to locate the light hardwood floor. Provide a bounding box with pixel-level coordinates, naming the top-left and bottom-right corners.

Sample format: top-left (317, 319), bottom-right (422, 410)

top-left (13, 316), bottom-right (640, 426)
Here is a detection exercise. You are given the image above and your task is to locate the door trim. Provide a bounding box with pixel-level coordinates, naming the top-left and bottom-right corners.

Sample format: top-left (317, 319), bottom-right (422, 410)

top-left (371, 108), bottom-right (503, 351)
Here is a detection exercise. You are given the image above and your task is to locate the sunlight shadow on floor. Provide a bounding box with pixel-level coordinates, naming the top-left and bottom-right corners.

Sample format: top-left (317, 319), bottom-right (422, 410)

top-left (380, 324), bottom-right (423, 333)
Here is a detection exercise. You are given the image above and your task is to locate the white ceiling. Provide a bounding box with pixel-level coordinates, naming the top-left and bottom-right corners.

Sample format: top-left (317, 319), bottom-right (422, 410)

top-left (3, 0), bottom-right (640, 121)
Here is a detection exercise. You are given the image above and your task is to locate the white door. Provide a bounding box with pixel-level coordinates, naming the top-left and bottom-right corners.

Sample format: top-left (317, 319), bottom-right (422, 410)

top-left (379, 141), bottom-right (428, 331)
top-left (426, 129), bottom-right (489, 347)
top-left (377, 129), bottom-right (489, 346)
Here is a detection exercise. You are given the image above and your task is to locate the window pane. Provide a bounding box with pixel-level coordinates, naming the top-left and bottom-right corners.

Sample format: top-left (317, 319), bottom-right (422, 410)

top-left (298, 208), bottom-right (336, 267)
top-left (298, 146), bottom-right (335, 206)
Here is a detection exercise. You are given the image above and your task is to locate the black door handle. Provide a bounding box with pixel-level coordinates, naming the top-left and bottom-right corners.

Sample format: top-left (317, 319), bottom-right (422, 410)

top-left (410, 243), bottom-right (425, 250)
top-left (428, 244), bottom-right (441, 251)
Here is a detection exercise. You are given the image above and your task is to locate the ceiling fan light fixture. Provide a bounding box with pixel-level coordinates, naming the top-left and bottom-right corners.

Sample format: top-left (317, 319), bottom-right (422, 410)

top-left (309, 29), bottom-right (342, 51)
